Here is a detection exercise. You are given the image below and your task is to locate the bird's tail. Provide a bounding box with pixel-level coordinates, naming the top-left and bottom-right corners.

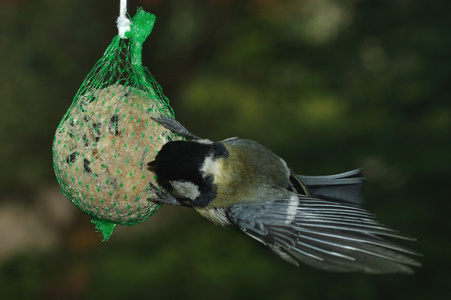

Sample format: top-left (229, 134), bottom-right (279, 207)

top-left (296, 169), bottom-right (366, 207)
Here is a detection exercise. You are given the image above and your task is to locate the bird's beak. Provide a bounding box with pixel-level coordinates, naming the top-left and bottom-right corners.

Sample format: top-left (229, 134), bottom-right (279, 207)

top-left (147, 161), bottom-right (155, 171)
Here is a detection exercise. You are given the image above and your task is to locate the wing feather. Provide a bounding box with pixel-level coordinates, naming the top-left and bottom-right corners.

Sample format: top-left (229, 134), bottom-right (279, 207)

top-left (227, 196), bottom-right (421, 273)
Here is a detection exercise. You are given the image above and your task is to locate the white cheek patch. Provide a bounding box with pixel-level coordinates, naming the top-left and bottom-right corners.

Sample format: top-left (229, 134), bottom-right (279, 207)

top-left (200, 155), bottom-right (222, 178)
top-left (170, 180), bottom-right (200, 200)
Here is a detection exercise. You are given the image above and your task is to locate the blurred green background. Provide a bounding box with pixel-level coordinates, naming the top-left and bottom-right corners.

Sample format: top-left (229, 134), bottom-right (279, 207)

top-left (1, 0), bottom-right (450, 299)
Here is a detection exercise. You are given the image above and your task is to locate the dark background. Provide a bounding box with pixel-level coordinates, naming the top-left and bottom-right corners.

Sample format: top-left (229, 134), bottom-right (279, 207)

top-left (1, 0), bottom-right (449, 299)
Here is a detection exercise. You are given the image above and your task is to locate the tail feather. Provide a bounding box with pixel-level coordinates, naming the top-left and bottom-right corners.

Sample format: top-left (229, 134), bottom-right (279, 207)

top-left (298, 169), bottom-right (366, 207)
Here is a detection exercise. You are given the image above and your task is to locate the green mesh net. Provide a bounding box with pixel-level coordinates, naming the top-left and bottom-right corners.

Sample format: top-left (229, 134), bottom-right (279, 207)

top-left (52, 9), bottom-right (180, 241)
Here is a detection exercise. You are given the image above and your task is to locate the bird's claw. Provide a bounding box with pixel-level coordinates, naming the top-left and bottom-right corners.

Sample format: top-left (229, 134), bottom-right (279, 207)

top-left (149, 181), bottom-right (183, 206)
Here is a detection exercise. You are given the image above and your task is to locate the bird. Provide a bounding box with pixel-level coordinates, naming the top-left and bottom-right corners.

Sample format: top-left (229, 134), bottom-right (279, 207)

top-left (147, 117), bottom-right (421, 274)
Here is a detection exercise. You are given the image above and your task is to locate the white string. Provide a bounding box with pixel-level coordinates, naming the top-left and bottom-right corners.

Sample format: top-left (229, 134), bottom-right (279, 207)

top-left (117, 0), bottom-right (131, 39)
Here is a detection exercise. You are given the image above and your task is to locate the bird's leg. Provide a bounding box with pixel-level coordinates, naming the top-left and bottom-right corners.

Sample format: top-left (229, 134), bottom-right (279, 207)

top-left (151, 117), bottom-right (201, 140)
top-left (148, 181), bottom-right (183, 206)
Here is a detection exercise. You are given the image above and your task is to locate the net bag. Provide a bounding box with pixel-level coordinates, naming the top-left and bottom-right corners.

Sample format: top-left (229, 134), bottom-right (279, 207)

top-left (52, 9), bottom-right (180, 240)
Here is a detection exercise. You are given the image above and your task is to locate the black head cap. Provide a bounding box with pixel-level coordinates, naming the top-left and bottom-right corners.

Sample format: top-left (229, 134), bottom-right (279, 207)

top-left (149, 140), bottom-right (228, 193)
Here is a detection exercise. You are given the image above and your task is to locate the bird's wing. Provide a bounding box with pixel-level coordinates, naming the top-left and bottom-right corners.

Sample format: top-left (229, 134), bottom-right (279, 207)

top-left (226, 196), bottom-right (421, 273)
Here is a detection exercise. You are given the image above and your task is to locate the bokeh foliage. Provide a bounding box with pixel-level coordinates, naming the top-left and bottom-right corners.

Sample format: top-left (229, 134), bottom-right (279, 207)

top-left (1, 0), bottom-right (450, 299)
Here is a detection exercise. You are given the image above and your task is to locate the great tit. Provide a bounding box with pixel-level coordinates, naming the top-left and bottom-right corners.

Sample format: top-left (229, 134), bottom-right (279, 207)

top-left (147, 117), bottom-right (421, 274)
